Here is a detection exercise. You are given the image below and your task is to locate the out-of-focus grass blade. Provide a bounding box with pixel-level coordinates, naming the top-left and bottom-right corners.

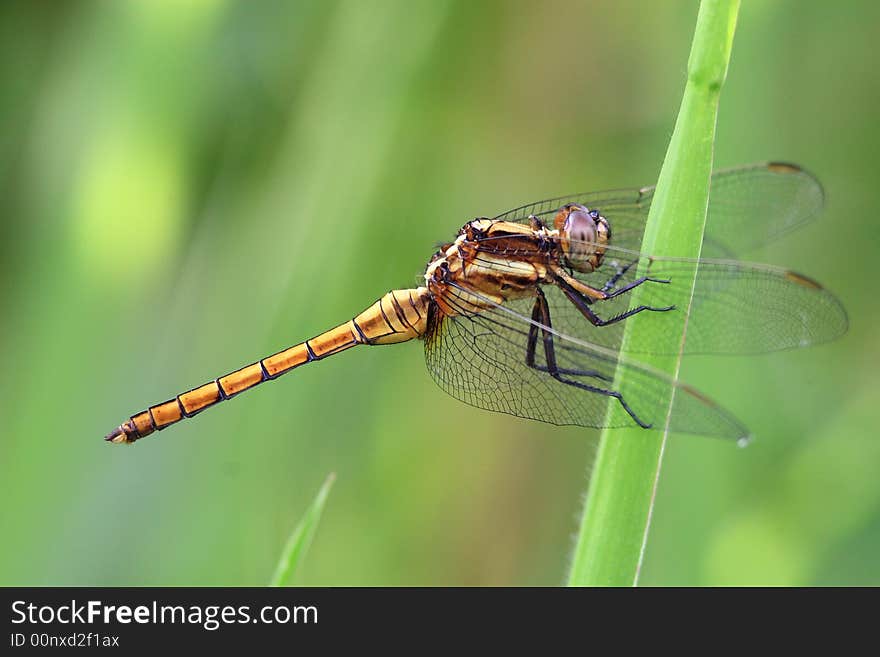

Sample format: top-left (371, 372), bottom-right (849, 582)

top-left (269, 473), bottom-right (336, 587)
top-left (567, 0), bottom-right (740, 586)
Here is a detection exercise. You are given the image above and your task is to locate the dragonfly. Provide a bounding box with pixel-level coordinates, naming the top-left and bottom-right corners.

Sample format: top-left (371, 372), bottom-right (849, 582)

top-left (105, 162), bottom-right (847, 446)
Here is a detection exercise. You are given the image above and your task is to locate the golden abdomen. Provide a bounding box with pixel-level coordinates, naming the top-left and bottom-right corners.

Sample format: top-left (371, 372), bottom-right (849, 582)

top-left (354, 288), bottom-right (431, 344)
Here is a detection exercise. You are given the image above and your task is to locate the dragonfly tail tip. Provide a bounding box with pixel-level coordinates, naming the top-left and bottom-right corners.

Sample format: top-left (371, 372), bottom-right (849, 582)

top-left (104, 425), bottom-right (134, 445)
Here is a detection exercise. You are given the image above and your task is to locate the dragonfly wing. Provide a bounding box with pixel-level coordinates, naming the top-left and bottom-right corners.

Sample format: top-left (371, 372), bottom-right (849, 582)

top-left (548, 250), bottom-right (848, 354)
top-left (538, 248), bottom-right (849, 355)
top-left (492, 162), bottom-right (824, 256)
top-left (493, 190), bottom-right (651, 253)
top-left (687, 260), bottom-right (847, 354)
top-left (456, 235), bottom-right (846, 355)
top-left (424, 286), bottom-right (749, 440)
top-left (699, 162), bottom-right (824, 256)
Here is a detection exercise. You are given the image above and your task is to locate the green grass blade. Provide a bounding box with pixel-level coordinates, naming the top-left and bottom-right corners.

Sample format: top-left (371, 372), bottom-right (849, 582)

top-left (567, 0), bottom-right (740, 587)
top-left (269, 473), bottom-right (336, 587)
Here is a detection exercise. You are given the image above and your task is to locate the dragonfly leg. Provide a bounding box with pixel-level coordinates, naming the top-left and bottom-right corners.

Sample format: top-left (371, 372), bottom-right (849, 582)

top-left (602, 274), bottom-right (671, 300)
top-left (525, 288), bottom-right (610, 381)
top-left (550, 262), bottom-right (669, 302)
top-left (601, 259), bottom-right (640, 293)
top-left (528, 288), bottom-right (651, 428)
top-left (599, 257), bottom-right (673, 297)
top-left (557, 276), bottom-right (674, 327)
top-left (602, 260), bottom-right (638, 293)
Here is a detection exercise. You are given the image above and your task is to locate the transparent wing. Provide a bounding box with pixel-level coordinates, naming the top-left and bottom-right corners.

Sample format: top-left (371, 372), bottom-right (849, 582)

top-left (492, 162), bottom-right (824, 257)
top-left (462, 241), bottom-right (848, 355)
top-left (424, 285), bottom-right (749, 440)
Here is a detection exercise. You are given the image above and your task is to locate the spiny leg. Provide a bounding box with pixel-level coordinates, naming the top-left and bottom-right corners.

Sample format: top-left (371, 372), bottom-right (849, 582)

top-left (556, 274), bottom-right (675, 327)
top-left (601, 259), bottom-right (639, 293)
top-left (550, 261), bottom-right (670, 304)
top-left (601, 274), bottom-right (672, 300)
top-left (525, 292), bottom-right (543, 367)
top-left (525, 288), bottom-right (609, 381)
top-left (601, 258), bottom-right (672, 297)
top-left (528, 288), bottom-right (650, 428)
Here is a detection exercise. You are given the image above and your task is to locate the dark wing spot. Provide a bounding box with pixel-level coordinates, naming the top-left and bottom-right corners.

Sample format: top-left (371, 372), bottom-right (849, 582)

top-left (767, 161), bottom-right (803, 175)
top-left (784, 270), bottom-right (823, 290)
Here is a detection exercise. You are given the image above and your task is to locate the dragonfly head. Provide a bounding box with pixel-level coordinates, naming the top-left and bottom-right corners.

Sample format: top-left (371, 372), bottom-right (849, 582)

top-left (554, 204), bottom-right (610, 273)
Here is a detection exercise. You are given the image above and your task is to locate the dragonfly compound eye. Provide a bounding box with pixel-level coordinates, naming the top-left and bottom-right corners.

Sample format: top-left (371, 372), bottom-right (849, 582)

top-left (557, 205), bottom-right (608, 273)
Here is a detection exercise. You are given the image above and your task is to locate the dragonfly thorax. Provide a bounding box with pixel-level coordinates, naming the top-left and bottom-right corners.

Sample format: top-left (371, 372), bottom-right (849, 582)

top-left (553, 203), bottom-right (610, 273)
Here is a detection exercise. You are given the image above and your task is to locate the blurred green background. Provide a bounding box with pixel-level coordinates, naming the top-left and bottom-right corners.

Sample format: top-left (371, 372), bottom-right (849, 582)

top-left (2, 0), bottom-right (878, 586)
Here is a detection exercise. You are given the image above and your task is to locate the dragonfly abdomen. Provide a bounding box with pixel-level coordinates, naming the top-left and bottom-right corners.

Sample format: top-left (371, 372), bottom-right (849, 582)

top-left (104, 288), bottom-right (430, 444)
top-left (352, 288), bottom-right (430, 345)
